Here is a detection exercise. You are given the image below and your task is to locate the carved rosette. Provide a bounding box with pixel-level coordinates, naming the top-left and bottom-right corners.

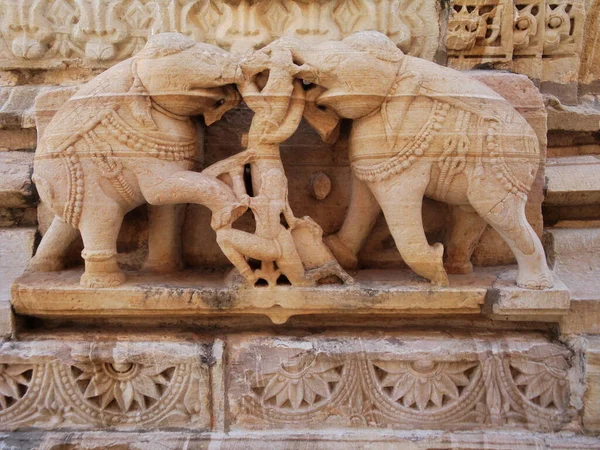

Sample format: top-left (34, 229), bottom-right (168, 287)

top-left (234, 339), bottom-right (575, 431)
top-left (0, 342), bottom-right (210, 430)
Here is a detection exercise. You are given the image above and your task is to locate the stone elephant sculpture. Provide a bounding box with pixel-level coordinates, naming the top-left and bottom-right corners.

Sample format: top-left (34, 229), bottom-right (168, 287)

top-left (29, 33), bottom-right (251, 288)
top-left (249, 31), bottom-right (553, 289)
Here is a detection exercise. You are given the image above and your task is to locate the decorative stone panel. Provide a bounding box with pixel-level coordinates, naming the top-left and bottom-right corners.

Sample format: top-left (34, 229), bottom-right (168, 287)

top-left (227, 332), bottom-right (577, 432)
top-left (0, 340), bottom-right (211, 430)
top-left (446, 0), bottom-right (586, 82)
top-left (0, 0), bottom-right (440, 69)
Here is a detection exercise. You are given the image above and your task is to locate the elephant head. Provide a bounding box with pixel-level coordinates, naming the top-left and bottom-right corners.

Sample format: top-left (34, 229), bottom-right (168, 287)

top-left (132, 33), bottom-right (242, 125)
top-left (260, 32), bottom-right (403, 120)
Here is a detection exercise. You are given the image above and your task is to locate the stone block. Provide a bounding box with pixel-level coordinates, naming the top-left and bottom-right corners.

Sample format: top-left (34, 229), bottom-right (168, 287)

top-left (545, 156), bottom-right (600, 206)
top-left (491, 269), bottom-right (570, 320)
top-left (583, 336), bottom-right (600, 434)
top-left (545, 227), bottom-right (600, 334)
top-left (0, 151), bottom-right (35, 208)
top-left (0, 130), bottom-right (36, 151)
top-left (0, 340), bottom-right (211, 431)
top-left (546, 100), bottom-right (600, 132)
top-left (226, 332), bottom-right (576, 432)
top-left (0, 227), bottom-right (35, 337)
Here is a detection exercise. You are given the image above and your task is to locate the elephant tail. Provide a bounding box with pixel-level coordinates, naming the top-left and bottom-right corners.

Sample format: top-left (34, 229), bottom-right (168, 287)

top-left (32, 173), bottom-right (56, 214)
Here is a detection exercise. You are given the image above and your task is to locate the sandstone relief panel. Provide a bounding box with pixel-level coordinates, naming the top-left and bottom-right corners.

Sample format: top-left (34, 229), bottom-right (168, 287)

top-left (25, 31), bottom-right (554, 290)
top-left (0, 340), bottom-right (211, 430)
top-left (228, 333), bottom-right (576, 432)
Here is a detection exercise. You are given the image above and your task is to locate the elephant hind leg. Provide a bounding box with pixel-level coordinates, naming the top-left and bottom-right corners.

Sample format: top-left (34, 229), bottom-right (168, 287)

top-left (78, 202), bottom-right (126, 288)
top-left (143, 204), bottom-right (185, 273)
top-left (469, 191), bottom-right (553, 289)
top-left (28, 216), bottom-right (79, 272)
top-left (369, 163), bottom-right (449, 286)
top-left (444, 205), bottom-right (488, 274)
top-left (324, 175), bottom-right (381, 270)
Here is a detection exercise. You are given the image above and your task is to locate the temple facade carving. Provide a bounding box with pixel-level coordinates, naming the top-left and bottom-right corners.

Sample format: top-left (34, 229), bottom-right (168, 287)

top-left (0, 0), bottom-right (599, 447)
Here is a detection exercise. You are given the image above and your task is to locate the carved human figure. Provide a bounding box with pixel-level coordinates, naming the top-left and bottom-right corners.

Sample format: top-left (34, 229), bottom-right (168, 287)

top-left (29, 33), bottom-right (250, 287)
top-left (246, 31), bottom-right (553, 289)
top-left (214, 46), bottom-right (352, 287)
top-left (216, 168), bottom-right (315, 286)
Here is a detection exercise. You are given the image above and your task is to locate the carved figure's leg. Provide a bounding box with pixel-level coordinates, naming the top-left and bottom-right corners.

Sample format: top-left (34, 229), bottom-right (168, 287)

top-left (469, 191), bottom-right (553, 289)
top-left (444, 205), bottom-right (488, 274)
top-left (324, 174), bottom-right (381, 269)
top-left (28, 216), bottom-right (79, 272)
top-left (368, 164), bottom-right (449, 286)
top-left (78, 202), bottom-right (126, 288)
top-left (139, 171), bottom-right (246, 230)
top-left (216, 228), bottom-right (280, 284)
top-left (143, 204), bottom-right (185, 273)
top-left (275, 231), bottom-right (313, 287)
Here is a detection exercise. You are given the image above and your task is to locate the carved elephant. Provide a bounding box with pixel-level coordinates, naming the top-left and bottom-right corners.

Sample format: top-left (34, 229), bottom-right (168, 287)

top-left (29, 33), bottom-right (250, 288)
top-left (251, 31), bottom-right (553, 289)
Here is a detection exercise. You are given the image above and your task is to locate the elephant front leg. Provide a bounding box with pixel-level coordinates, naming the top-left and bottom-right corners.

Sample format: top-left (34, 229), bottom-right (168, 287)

top-left (444, 205), bottom-right (488, 274)
top-left (324, 174), bottom-right (381, 269)
top-left (28, 216), bottom-right (79, 272)
top-left (369, 163), bottom-right (449, 286)
top-left (143, 204), bottom-right (185, 273)
top-left (78, 202), bottom-right (127, 288)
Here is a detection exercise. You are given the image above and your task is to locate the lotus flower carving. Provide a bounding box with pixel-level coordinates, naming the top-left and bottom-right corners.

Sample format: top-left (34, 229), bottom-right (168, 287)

top-left (509, 357), bottom-right (570, 409)
top-left (251, 355), bottom-right (344, 410)
top-left (0, 364), bottom-right (33, 410)
top-left (71, 362), bottom-right (175, 413)
top-left (373, 360), bottom-right (479, 411)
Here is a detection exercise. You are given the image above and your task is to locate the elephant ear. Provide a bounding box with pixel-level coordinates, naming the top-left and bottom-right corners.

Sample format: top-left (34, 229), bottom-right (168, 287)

top-left (380, 71), bottom-right (423, 148)
top-left (128, 61), bottom-right (158, 130)
top-left (303, 86), bottom-right (341, 145)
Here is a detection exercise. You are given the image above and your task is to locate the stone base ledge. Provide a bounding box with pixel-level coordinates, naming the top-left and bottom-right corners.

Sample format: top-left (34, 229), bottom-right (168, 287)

top-left (0, 430), bottom-right (598, 450)
top-left (12, 267), bottom-right (570, 324)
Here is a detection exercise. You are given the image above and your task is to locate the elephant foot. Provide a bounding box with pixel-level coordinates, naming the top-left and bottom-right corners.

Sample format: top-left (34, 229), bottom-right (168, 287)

top-left (431, 267), bottom-right (450, 287)
top-left (323, 234), bottom-right (358, 270)
top-left (27, 256), bottom-right (64, 273)
top-left (444, 259), bottom-right (473, 275)
top-left (516, 269), bottom-right (554, 290)
top-left (412, 243), bottom-right (449, 287)
top-left (80, 270), bottom-right (126, 288)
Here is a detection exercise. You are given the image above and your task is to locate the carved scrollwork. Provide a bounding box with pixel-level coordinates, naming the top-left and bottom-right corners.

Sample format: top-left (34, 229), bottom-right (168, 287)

top-left (239, 347), bottom-right (574, 431)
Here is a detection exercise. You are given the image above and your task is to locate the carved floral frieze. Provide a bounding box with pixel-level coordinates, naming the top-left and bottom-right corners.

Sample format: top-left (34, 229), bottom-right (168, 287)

top-left (231, 336), bottom-right (575, 431)
top-left (0, 0), bottom-right (439, 69)
top-left (0, 341), bottom-right (210, 430)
